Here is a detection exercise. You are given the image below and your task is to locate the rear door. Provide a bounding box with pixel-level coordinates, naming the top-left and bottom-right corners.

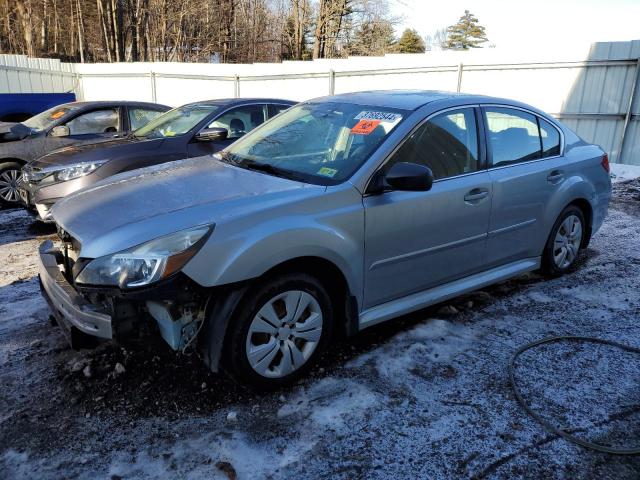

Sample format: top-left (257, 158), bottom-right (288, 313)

top-left (44, 106), bottom-right (124, 152)
top-left (363, 106), bottom-right (492, 309)
top-left (482, 106), bottom-right (564, 267)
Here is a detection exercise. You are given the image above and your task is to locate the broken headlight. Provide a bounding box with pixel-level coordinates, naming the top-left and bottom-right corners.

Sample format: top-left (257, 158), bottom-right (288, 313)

top-left (75, 225), bottom-right (213, 288)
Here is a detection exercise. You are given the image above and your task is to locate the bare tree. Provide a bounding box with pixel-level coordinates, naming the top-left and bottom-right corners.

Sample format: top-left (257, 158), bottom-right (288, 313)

top-left (0, 0), bottom-right (398, 64)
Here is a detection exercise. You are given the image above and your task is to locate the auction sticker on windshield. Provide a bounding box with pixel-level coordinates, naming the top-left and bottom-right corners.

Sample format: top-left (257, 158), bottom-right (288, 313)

top-left (351, 119), bottom-right (381, 135)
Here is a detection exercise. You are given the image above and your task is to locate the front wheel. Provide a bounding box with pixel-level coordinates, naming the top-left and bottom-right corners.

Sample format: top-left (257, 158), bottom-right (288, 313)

top-left (542, 205), bottom-right (585, 276)
top-left (0, 161), bottom-right (23, 207)
top-left (223, 273), bottom-right (333, 389)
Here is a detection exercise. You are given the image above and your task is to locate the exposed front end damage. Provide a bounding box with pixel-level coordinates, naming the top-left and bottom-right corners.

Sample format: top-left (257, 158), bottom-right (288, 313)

top-left (38, 237), bottom-right (212, 355)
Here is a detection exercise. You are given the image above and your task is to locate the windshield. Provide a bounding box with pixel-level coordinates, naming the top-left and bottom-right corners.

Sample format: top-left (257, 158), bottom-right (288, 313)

top-left (22, 104), bottom-right (78, 132)
top-left (221, 102), bottom-right (406, 185)
top-left (133, 104), bottom-right (219, 139)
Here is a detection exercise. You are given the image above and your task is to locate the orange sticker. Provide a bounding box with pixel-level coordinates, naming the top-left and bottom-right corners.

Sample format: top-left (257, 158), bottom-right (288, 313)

top-left (351, 119), bottom-right (381, 135)
top-left (50, 110), bottom-right (65, 119)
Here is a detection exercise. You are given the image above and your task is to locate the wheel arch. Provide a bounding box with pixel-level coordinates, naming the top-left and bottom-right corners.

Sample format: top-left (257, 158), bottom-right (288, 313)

top-left (0, 157), bottom-right (28, 167)
top-left (566, 198), bottom-right (593, 248)
top-left (199, 255), bottom-right (359, 374)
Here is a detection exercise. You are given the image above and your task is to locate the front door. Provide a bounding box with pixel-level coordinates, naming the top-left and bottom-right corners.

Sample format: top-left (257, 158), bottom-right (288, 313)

top-left (44, 107), bottom-right (123, 152)
top-left (187, 104), bottom-right (268, 157)
top-left (363, 107), bottom-right (492, 309)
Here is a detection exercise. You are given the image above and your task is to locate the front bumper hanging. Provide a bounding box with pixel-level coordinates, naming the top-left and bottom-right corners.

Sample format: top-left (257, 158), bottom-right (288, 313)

top-left (38, 240), bottom-right (113, 343)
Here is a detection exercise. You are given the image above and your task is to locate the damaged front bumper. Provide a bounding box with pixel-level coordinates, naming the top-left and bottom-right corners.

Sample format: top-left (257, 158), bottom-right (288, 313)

top-left (38, 239), bottom-right (212, 353)
top-left (38, 240), bottom-right (113, 344)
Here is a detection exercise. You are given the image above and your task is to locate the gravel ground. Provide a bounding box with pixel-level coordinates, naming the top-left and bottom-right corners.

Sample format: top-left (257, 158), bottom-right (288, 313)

top-left (1, 178), bottom-right (639, 480)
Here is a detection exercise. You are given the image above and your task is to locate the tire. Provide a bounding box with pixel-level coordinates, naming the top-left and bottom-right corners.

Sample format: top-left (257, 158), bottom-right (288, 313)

top-left (223, 273), bottom-right (334, 389)
top-left (0, 161), bottom-right (24, 207)
top-left (541, 205), bottom-right (586, 276)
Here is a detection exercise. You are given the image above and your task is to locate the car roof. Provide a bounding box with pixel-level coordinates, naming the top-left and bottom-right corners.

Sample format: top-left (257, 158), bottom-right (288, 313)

top-left (182, 98), bottom-right (295, 108)
top-left (63, 100), bottom-right (170, 110)
top-left (306, 90), bottom-right (532, 111)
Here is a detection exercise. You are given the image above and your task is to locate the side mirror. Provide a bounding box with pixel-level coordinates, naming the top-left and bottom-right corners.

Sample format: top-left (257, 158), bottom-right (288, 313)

top-left (50, 125), bottom-right (70, 138)
top-left (385, 162), bottom-right (434, 192)
top-left (195, 127), bottom-right (228, 142)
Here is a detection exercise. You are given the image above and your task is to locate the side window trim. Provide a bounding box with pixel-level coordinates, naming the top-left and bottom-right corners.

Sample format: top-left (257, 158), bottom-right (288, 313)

top-left (364, 104), bottom-right (484, 194)
top-left (123, 105), bottom-right (132, 132)
top-left (474, 106), bottom-right (488, 171)
top-left (480, 104), bottom-right (565, 169)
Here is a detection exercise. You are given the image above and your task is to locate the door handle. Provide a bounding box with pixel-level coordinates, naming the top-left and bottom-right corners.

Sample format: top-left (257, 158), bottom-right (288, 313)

top-left (464, 188), bottom-right (490, 203)
top-left (547, 170), bottom-right (564, 183)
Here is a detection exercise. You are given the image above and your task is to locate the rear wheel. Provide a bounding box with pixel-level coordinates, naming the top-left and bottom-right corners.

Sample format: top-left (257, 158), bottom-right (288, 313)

top-left (0, 161), bottom-right (23, 207)
top-left (542, 205), bottom-right (585, 276)
top-left (223, 273), bottom-right (333, 389)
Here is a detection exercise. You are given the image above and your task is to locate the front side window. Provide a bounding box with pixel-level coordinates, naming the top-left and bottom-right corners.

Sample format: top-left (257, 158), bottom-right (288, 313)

top-left (221, 102), bottom-right (406, 185)
top-left (386, 107), bottom-right (479, 180)
top-left (485, 107), bottom-right (542, 167)
top-left (268, 104), bottom-right (291, 118)
top-left (65, 108), bottom-right (120, 135)
top-left (208, 105), bottom-right (266, 139)
top-left (128, 108), bottom-right (164, 131)
top-left (134, 104), bottom-right (219, 139)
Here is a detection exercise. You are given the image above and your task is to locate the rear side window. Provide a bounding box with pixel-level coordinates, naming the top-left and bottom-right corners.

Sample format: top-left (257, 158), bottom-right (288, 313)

top-left (539, 118), bottom-right (561, 157)
top-left (129, 108), bottom-right (164, 131)
top-left (387, 107), bottom-right (479, 180)
top-left (485, 107), bottom-right (542, 167)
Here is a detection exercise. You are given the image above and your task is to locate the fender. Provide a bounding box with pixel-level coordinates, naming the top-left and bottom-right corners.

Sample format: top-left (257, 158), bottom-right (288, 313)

top-left (180, 184), bottom-right (365, 304)
top-left (184, 218), bottom-right (364, 306)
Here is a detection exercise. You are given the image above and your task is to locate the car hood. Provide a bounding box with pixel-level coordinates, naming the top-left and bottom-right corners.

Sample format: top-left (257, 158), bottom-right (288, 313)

top-left (32, 136), bottom-right (164, 168)
top-left (51, 156), bottom-right (323, 259)
top-left (0, 122), bottom-right (32, 142)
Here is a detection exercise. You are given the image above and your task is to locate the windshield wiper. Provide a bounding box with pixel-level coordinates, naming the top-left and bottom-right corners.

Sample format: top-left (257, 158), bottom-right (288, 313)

top-left (240, 159), bottom-right (303, 181)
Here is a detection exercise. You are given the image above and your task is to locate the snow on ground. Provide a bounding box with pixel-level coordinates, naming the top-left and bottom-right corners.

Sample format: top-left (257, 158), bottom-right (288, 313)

top-left (1, 180), bottom-right (640, 479)
top-left (610, 162), bottom-right (640, 182)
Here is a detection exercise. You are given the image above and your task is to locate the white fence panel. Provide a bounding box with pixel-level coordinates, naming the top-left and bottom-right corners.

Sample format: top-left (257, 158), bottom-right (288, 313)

top-left (1, 41), bottom-right (639, 164)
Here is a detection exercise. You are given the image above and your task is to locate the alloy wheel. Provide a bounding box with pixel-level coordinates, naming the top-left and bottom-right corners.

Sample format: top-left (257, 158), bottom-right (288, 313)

top-left (0, 168), bottom-right (21, 203)
top-left (245, 290), bottom-right (323, 378)
top-left (553, 214), bottom-right (583, 269)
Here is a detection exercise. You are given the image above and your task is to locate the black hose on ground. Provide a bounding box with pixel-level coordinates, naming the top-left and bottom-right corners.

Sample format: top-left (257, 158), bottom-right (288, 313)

top-left (509, 335), bottom-right (640, 455)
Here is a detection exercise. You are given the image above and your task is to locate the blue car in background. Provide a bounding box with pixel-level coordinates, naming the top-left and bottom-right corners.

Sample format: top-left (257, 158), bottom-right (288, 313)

top-left (0, 93), bottom-right (77, 123)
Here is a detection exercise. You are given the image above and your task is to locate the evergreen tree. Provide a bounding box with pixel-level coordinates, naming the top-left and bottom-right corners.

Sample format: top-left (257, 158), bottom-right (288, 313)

top-left (444, 10), bottom-right (488, 50)
top-left (396, 28), bottom-right (425, 54)
top-left (349, 19), bottom-right (396, 56)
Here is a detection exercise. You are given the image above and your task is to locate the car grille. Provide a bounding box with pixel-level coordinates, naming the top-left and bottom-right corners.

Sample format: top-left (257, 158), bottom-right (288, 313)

top-left (22, 165), bottom-right (47, 184)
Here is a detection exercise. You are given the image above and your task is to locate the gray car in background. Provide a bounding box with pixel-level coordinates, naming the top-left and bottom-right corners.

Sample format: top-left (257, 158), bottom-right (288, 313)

top-left (20, 98), bottom-right (294, 221)
top-left (38, 90), bottom-right (611, 389)
top-left (0, 100), bottom-right (169, 206)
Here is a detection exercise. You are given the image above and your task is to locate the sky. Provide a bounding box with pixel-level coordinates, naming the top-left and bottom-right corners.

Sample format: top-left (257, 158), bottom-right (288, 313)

top-left (390, 0), bottom-right (640, 51)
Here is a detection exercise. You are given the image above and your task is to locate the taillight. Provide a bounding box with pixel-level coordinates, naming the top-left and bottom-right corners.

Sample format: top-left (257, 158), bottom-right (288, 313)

top-left (601, 153), bottom-right (610, 173)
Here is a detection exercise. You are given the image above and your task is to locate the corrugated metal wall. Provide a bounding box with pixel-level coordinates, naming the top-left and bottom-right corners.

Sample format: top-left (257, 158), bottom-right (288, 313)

top-left (1, 41), bottom-right (639, 164)
top-left (0, 54), bottom-right (77, 93)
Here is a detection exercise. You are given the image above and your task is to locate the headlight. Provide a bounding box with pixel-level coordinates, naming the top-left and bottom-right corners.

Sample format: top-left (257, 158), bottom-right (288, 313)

top-left (42, 161), bottom-right (106, 184)
top-left (75, 225), bottom-right (213, 288)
